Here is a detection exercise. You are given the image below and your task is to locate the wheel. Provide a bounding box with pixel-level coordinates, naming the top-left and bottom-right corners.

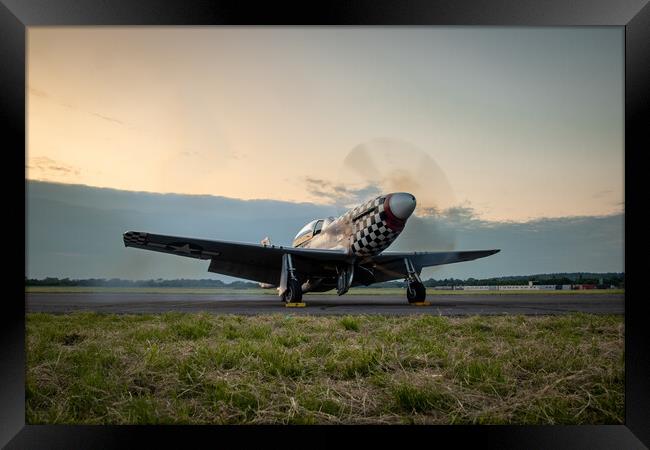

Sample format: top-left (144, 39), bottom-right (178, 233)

top-left (282, 278), bottom-right (303, 303)
top-left (406, 281), bottom-right (426, 303)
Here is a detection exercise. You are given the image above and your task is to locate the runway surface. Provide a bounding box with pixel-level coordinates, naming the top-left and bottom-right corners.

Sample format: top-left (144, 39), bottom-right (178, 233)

top-left (26, 292), bottom-right (624, 316)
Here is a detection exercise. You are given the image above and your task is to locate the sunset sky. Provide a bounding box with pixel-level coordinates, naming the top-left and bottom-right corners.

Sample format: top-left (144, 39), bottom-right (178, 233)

top-left (27, 27), bottom-right (623, 222)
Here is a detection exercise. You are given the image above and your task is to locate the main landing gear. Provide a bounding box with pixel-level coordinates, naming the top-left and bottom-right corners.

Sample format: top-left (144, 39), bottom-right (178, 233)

top-left (404, 258), bottom-right (427, 303)
top-left (280, 253), bottom-right (303, 303)
top-left (283, 278), bottom-right (303, 303)
top-left (336, 264), bottom-right (354, 296)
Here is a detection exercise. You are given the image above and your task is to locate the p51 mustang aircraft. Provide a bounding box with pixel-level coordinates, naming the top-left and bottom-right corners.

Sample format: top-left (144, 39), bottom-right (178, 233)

top-left (123, 193), bottom-right (499, 303)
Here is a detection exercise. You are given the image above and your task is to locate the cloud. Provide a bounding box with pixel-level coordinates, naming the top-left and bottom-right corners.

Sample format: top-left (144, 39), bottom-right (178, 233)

top-left (180, 149), bottom-right (243, 160)
top-left (419, 205), bottom-right (481, 222)
top-left (592, 189), bottom-right (613, 199)
top-left (304, 177), bottom-right (381, 206)
top-left (401, 209), bottom-right (624, 279)
top-left (91, 112), bottom-right (124, 125)
top-left (27, 157), bottom-right (80, 177)
top-left (26, 180), bottom-right (624, 280)
top-left (28, 87), bottom-right (49, 98)
top-left (29, 85), bottom-right (127, 127)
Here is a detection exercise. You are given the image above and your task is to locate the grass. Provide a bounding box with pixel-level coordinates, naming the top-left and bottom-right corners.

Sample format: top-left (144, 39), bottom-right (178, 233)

top-left (26, 312), bottom-right (624, 425)
top-left (25, 286), bottom-right (624, 295)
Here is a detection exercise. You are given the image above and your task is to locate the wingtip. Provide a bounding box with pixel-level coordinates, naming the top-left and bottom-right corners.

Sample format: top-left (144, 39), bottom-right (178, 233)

top-left (123, 231), bottom-right (147, 247)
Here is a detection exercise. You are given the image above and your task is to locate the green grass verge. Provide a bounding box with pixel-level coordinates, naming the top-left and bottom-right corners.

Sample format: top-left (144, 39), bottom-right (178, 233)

top-left (26, 312), bottom-right (624, 425)
top-left (25, 286), bottom-right (624, 295)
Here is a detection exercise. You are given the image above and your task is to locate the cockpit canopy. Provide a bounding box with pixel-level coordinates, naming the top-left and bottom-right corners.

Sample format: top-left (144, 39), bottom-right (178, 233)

top-left (293, 217), bottom-right (335, 245)
top-left (294, 220), bottom-right (320, 241)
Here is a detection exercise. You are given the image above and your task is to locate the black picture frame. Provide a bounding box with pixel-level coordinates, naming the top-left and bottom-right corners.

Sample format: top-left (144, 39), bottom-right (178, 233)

top-left (4, 0), bottom-right (648, 447)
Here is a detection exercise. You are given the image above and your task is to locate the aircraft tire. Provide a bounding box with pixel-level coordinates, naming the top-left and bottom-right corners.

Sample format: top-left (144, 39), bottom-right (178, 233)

top-left (407, 281), bottom-right (426, 303)
top-left (283, 279), bottom-right (303, 303)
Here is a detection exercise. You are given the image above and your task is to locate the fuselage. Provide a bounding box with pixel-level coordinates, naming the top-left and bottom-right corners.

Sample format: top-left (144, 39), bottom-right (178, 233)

top-left (292, 192), bottom-right (417, 258)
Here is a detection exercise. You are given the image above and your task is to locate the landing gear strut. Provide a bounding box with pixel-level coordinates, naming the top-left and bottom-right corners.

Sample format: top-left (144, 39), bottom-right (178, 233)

top-left (280, 253), bottom-right (303, 303)
top-left (336, 264), bottom-right (354, 296)
top-left (404, 258), bottom-right (426, 303)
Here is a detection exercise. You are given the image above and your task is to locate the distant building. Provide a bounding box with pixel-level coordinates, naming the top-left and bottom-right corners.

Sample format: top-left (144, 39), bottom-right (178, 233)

top-left (578, 284), bottom-right (597, 290)
top-left (446, 282), bottom-right (616, 291)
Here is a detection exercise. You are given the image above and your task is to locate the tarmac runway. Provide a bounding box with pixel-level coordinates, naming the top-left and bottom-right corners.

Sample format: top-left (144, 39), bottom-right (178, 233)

top-left (26, 292), bottom-right (624, 316)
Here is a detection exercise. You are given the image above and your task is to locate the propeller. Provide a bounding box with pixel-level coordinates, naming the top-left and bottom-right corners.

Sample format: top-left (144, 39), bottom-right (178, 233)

top-left (336, 137), bottom-right (459, 280)
top-left (339, 138), bottom-right (456, 215)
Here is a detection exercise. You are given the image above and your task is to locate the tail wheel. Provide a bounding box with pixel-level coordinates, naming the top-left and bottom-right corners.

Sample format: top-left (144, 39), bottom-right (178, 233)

top-left (283, 278), bottom-right (303, 303)
top-left (407, 281), bottom-right (426, 303)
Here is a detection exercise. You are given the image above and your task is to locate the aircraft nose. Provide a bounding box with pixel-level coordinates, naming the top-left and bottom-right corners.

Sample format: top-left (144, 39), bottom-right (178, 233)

top-left (388, 193), bottom-right (416, 219)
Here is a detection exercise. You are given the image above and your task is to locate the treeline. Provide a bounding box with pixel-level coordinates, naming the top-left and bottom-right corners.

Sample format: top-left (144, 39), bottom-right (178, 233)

top-left (25, 272), bottom-right (624, 288)
top-left (422, 272), bottom-right (625, 287)
top-left (363, 272), bottom-right (624, 289)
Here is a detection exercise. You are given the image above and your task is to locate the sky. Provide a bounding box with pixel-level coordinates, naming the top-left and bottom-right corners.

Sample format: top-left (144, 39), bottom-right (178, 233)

top-left (27, 27), bottom-right (624, 222)
top-left (25, 27), bottom-right (624, 280)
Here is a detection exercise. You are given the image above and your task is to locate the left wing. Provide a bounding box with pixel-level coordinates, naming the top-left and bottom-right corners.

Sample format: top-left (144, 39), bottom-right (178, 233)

top-left (123, 231), bottom-right (349, 285)
top-left (368, 249), bottom-right (500, 283)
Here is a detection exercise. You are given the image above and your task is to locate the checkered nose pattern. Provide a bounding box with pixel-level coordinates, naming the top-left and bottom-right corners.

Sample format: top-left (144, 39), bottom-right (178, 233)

top-left (349, 195), bottom-right (410, 256)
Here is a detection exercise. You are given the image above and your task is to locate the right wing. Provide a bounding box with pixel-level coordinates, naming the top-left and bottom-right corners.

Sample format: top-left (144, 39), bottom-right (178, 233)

top-left (369, 249), bottom-right (501, 283)
top-left (123, 231), bottom-right (349, 285)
